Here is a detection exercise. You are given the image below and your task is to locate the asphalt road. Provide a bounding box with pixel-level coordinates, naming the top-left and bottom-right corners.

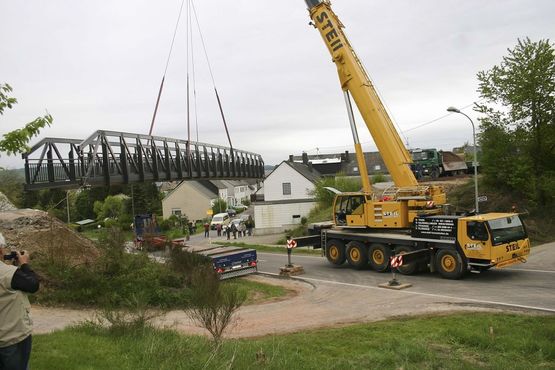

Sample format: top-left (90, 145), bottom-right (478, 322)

top-left (257, 242), bottom-right (555, 313)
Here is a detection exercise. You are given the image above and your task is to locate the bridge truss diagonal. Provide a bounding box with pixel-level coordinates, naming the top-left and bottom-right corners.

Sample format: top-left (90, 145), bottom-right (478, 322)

top-left (23, 130), bottom-right (265, 190)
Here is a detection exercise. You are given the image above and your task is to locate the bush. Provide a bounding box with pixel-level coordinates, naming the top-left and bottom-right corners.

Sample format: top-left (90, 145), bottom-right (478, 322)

top-left (310, 174), bottom-right (361, 207)
top-left (371, 173), bottom-right (387, 183)
top-left (186, 266), bottom-right (246, 345)
top-left (32, 229), bottom-right (190, 309)
top-left (158, 216), bottom-right (176, 232)
top-left (169, 248), bottom-right (212, 286)
top-left (117, 214), bottom-right (133, 230)
top-left (104, 218), bottom-right (118, 228)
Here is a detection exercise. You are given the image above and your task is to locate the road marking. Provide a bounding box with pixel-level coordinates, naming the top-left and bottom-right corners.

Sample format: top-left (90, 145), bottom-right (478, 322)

top-left (506, 268), bottom-right (555, 274)
top-left (276, 275), bottom-right (555, 314)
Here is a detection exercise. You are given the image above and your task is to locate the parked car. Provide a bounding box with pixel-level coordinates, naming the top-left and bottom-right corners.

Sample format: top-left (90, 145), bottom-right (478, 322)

top-left (234, 204), bottom-right (248, 210)
top-left (210, 212), bottom-right (230, 230)
top-left (224, 218), bottom-right (246, 234)
top-left (226, 208), bottom-right (237, 217)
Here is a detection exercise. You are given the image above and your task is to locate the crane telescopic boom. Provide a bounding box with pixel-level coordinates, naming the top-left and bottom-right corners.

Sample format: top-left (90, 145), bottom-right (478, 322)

top-left (305, 0), bottom-right (418, 188)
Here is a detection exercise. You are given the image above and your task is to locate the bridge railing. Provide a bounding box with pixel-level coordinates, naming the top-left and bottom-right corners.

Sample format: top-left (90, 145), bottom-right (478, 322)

top-left (23, 130), bottom-right (265, 190)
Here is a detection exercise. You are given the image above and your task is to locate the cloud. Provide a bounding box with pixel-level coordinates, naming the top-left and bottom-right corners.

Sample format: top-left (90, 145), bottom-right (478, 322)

top-left (1, 0), bottom-right (554, 169)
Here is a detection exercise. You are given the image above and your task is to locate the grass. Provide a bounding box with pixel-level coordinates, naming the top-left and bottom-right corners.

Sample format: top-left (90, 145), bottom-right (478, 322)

top-left (81, 228), bottom-right (134, 241)
top-left (220, 241), bottom-right (322, 256)
top-left (223, 278), bottom-right (291, 305)
top-left (32, 313), bottom-right (555, 369)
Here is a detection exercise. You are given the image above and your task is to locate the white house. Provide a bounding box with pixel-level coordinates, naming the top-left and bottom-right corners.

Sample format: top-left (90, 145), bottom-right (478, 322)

top-left (212, 180), bottom-right (257, 207)
top-left (254, 160), bottom-right (320, 235)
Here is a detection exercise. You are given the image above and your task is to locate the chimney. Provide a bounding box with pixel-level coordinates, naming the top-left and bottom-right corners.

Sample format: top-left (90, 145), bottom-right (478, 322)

top-left (344, 150), bottom-right (350, 162)
top-left (289, 154), bottom-right (294, 162)
top-left (302, 152), bottom-right (309, 165)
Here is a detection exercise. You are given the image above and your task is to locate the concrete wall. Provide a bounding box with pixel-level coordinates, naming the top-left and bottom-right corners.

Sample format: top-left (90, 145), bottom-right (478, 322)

top-left (253, 200), bottom-right (316, 235)
top-left (264, 163), bottom-right (315, 201)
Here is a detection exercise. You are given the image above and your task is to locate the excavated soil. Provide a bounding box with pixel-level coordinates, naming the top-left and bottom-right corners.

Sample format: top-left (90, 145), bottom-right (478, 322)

top-left (0, 208), bottom-right (100, 265)
top-left (0, 191), bottom-right (17, 212)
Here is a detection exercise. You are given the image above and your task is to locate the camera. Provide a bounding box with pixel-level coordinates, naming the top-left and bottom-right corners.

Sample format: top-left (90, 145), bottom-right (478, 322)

top-left (3, 251), bottom-right (23, 261)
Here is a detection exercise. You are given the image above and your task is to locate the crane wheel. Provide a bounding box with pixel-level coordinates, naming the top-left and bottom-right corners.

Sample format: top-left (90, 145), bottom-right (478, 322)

top-left (325, 239), bottom-right (346, 265)
top-left (346, 241), bottom-right (368, 269)
top-left (435, 249), bottom-right (466, 279)
top-left (394, 246), bottom-right (418, 275)
top-left (368, 244), bottom-right (391, 272)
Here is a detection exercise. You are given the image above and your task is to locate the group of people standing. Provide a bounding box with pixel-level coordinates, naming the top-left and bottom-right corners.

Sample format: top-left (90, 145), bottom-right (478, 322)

top-left (203, 216), bottom-right (255, 240)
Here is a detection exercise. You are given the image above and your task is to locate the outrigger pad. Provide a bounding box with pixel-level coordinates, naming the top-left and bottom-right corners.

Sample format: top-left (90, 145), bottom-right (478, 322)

top-left (378, 282), bottom-right (412, 290)
top-left (279, 264), bottom-right (305, 277)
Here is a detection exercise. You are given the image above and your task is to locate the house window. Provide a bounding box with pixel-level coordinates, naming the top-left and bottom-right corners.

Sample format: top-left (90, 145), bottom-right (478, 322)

top-left (282, 182), bottom-right (292, 195)
top-left (171, 208), bottom-right (182, 216)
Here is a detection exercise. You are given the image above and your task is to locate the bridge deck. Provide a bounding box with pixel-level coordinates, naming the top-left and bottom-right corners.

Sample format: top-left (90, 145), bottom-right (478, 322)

top-left (23, 130), bottom-right (264, 190)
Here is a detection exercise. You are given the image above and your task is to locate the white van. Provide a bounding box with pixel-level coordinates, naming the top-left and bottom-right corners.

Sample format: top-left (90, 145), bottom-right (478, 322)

top-left (210, 213), bottom-right (230, 230)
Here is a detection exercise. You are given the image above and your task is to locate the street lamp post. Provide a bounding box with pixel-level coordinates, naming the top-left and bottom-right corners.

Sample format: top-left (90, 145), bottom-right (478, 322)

top-left (447, 106), bottom-right (479, 213)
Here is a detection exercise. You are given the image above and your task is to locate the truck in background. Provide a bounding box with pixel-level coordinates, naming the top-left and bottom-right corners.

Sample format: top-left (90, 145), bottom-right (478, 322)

top-left (410, 148), bottom-right (467, 179)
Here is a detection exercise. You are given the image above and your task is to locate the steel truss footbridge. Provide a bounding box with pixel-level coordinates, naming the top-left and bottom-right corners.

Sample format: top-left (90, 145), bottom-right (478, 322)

top-left (23, 130), bottom-right (265, 190)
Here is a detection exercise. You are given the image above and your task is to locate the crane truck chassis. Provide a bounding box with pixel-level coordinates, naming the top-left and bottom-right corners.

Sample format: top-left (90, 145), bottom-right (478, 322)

top-left (295, 212), bottom-right (530, 279)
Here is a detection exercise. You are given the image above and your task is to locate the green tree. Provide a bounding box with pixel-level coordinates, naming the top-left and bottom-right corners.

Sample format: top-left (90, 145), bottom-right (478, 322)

top-left (212, 198), bottom-right (227, 215)
top-left (310, 174), bottom-right (361, 207)
top-left (126, 183), bottom-right (162, 215)
top-left (476, 38), bottom-right (555, 206)
top-left (74, 189), bottom-right (95, 220)
top-left (0, 169), bottom-right (24, 207)
top-left (0, 83), bottom-right (53, 156)
top-left (94, 195), bottom-right (125, 220)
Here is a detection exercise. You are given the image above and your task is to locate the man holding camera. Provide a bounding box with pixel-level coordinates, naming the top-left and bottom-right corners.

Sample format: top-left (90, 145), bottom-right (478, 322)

top-left (0, 233), bottom-right (39, 370)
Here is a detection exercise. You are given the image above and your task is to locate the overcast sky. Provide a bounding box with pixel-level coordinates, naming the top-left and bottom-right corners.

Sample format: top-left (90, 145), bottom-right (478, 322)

top-left (1, 0), bottom-right (554, 169)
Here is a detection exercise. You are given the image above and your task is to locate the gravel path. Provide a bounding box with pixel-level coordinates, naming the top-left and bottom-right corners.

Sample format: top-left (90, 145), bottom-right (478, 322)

top-left (32, 274), bottom-right (507, 339)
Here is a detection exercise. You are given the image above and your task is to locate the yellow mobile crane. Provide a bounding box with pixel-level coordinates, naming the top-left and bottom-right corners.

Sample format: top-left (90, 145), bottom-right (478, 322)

top-left (306, 0), bottom-right (446, 229)
top-left (296, 0), bottom-right (531, 278)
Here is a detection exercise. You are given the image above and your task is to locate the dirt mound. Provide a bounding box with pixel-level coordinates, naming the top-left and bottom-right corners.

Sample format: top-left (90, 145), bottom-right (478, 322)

top-left (0, 209), bottom-right (100, 265)
top-left (0, 191), bottom-right (17, 212)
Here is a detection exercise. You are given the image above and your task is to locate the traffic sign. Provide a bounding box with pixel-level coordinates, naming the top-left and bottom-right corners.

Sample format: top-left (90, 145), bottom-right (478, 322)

top-left (287, 239), bottom-right (297, 249)
top-left (390, 255), bottom-right (403, 268)
top-left (206, 209), bottom-right (213, 216)
top-left (477, 195), bottom-right (488, 202)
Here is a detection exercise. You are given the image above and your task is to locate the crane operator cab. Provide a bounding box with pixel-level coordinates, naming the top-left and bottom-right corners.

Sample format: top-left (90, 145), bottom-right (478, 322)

top-left (334, 193), bottom-right (367, 228)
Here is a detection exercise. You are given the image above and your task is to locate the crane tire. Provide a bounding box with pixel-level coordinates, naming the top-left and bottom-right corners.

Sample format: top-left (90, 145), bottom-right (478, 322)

top-left (368, 243), bottom-right (391, 272)
top-left (346, 241), bottom-right (368, 269)
top-left (325, 239), bottom-right (346, 265)
top-left (435, 249), bottom-right (466, 279)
